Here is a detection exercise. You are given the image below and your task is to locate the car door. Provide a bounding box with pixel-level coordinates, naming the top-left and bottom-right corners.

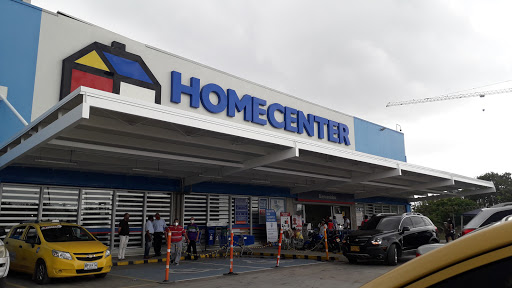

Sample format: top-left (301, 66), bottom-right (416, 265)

top-left (399, 217), bottom-right (415, 250)
top-left (19, 226), bottom-right (42, 273)
top-left (4, 225), bottom-right (27, 272)
top-left (411, 216), bottom-right (428, 248)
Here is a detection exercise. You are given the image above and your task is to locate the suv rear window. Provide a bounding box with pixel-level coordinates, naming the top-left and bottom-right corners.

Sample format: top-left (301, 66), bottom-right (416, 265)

top-left (412, 216), bottom-right (425, 228)
top-left (422, 217), bottom-right (433, 226)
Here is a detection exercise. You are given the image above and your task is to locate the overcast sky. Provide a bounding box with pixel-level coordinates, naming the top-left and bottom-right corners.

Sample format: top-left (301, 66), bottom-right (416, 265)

top-left (32, 0), bottom-right (512, 178)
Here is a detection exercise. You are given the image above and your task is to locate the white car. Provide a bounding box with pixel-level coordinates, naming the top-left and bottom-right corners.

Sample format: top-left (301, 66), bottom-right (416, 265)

top-left (462, 203), bottom-right (512, 236)
top-left (0, 228), bottom-right (10, 288)
top-left (416, 215), bottom-right (512, 257)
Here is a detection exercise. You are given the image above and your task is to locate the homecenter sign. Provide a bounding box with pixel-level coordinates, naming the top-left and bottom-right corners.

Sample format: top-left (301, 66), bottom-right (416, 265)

top-left (171, 71), bottom-right (351, 145)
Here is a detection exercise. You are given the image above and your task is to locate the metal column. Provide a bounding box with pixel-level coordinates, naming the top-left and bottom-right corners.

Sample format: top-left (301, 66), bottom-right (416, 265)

top-left (77, 188), bottom-right (83, 225)
top-left (228, 195), bottom-right (233, 230)
top-left (37, 187), bottom-right (44, 221)
top-left (249, 196), bottom-right (253, 235)
top-left (142, 191), bottom-right (148, 249)
top-left (110, 190), bottom-right (117, 248)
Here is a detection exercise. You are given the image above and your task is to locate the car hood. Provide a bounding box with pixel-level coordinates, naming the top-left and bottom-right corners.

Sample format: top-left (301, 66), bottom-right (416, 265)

top-left (46, 241), bottom-right (107, 253)
top-left (349, 229), bottom-right (386, 237)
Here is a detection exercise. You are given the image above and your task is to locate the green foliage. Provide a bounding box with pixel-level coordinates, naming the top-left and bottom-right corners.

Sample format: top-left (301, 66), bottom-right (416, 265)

top-left (468, 172), bottom-right (512, 207)
top-left (413, 198), bottom-right (478, 229)
top-left (413, 172), bottom-right (512, 231)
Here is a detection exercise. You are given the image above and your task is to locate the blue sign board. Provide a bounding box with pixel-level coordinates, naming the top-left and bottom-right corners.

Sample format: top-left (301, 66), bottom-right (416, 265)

top-left (235, 198), bottom-right (248, 224)
top-left (265, 209), bottom-right (277, 223)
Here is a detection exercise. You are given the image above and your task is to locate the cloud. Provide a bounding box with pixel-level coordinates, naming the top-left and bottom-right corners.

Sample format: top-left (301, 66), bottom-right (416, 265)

top-left (32, 0), bottom-right (512, 176)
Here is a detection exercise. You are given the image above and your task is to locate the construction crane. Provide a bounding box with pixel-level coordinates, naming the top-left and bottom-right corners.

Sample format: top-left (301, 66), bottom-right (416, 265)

top-left (386, 87), bottom-right (512, 107)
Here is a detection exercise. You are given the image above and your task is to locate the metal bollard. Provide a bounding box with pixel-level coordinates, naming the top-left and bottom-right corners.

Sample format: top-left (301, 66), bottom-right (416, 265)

top-left (163, 231), bottom-right (172, 282)
top-left (275, 227), bottom-right (283, 267)
top-left (324, 229), bottom-right (329, 260)
top-left (224, 231), bottom-right (238, 275)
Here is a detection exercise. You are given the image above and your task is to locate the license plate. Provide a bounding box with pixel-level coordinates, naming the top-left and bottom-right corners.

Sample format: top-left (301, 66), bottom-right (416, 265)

top-left (350, 246), bottom-right (360, 252)
top-left (84, 262), bottom-right (98, 270)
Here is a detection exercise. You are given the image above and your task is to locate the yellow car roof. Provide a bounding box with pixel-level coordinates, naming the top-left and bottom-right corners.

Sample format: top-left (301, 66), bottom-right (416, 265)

top-left (362, 219), bottom-right (512, 288)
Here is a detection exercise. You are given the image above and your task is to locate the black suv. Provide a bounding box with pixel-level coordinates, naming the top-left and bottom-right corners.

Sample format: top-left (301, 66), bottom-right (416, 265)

top-left (341, 213), bottom-right (439, 265)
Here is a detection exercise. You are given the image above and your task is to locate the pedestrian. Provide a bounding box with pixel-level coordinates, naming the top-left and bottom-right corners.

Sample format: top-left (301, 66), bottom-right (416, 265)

top-left (118, 213), bottom-right (130, 260)
top-left (168, 218), bottom-right (186, 265)
top-left (360, 215), bottom-right (369, 228)
top-left (185, 217), bottom-right (200, 260)
top-left (153, 213), bottom-right (166, 257)
top-left (332, 216), bottom-right (339, 232)
top-left (144, 215), bottom-right (154, 259)
top-left (327, 216), bottom-right (334, 231)
top-left (319, 220), bottom-right (327, 237)
top-left (343, 215), bottom-right (351, 230)
top-left (445, 218), bottom-right (455, 242)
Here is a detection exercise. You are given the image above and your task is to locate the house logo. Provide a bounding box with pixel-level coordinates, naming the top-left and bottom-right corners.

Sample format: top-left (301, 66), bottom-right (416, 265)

top-left (60, 41), bottom-right (161, 104)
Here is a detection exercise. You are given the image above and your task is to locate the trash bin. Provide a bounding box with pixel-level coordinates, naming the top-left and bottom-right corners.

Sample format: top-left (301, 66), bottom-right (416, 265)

top-left (207, 228), bottom-right (215, 246)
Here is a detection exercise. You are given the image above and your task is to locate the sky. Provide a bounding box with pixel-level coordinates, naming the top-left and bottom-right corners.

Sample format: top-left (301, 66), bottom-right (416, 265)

top-left (31, 0), bottom-right (512, 178)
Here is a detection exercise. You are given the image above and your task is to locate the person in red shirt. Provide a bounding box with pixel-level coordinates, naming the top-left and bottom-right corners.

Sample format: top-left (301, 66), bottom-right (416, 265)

top-left (360, 215), bottom-right (369, 229)
top-left (167, 218), bottom-right (186, 265)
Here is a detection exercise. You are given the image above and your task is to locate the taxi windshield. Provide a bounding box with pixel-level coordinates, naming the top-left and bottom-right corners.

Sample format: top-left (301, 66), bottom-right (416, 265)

top-left (40, 225), bottom-right (95, 242)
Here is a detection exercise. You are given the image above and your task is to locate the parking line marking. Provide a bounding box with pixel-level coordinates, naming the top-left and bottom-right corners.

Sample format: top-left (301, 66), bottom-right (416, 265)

top-left (109, 272), bottom-right (160, 283)
top-left (121, 283), bottom-right (154, 288)
top-left (6, 281), bottom-right (27, 288)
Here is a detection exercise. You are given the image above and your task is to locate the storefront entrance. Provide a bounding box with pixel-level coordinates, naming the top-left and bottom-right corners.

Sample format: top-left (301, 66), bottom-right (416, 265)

top-left (304, 204), bottom-right (351, 229)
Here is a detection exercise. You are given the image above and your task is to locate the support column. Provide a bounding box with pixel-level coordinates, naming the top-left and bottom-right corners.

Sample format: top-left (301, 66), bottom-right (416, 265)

top-left (249, 197), bottom-right (253, 235)
top-left (37, 187), bottom-right (44, 221)
top-left (77, 188), bottom-right (83, 225)
top-left (229, 195), bottom-right (233, 231)
top-left (142, 191), bottom-right (148, 249)
top-left (110, 190), bottom-right (117, 249)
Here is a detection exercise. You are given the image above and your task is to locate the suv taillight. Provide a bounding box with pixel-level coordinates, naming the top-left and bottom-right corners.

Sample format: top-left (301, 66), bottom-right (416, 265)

top-left (461, 228), bottom-right (475, 236)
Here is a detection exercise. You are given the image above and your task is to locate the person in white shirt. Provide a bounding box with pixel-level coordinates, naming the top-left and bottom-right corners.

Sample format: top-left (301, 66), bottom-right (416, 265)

top-left (152, 213), bottom-right (166, 256)
top-left (144, 215), bottom-right (154, 259)
top-left (343, 216), bottom-right (351, 230)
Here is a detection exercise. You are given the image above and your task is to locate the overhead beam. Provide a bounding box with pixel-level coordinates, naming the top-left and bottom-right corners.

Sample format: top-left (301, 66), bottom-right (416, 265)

top-left (47, 139), bottom-right (243, 168)
top-left (184, 146), bottom-right (299, 186)
top-left (353, 179), bottom-right (455, 199)
top-left (291, 166), bottom-right (402, 194)
top-left (0, 104), bottom-right (89, 170)
top-left (408, 187), bottom-right (496, 202)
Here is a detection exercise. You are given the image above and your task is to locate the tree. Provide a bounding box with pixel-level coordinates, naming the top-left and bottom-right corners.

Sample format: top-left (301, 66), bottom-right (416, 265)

top-left (413, 198), bottom-right (478, 230)
top-left (468, 172), bottom-right (512, 207)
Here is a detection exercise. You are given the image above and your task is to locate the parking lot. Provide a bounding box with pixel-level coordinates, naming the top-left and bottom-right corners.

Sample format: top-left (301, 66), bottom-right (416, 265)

top-left (4, 254), bottom-right (415, 288)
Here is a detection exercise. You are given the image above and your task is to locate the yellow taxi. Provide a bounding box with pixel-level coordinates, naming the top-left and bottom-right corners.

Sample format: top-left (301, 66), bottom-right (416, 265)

top-left (5, 222), bottom-right (112, 284)
top-left (361, 217), bottom-right (512, 287)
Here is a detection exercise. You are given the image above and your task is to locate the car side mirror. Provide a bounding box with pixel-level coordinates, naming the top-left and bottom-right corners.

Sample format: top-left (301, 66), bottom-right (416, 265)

top-left (401, 226), bottom-right (411, 233)
top-left (0, 228), bottom-right (5, 237)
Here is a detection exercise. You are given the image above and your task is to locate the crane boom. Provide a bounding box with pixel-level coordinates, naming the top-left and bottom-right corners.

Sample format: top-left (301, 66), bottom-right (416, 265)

top-left (386, 87), bottom-right (512, 107)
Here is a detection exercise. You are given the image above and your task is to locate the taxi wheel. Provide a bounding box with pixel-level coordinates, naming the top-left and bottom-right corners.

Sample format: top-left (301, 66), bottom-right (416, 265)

top-left (34, 260), bottom-right (50, 285)
top-left (0, 277), bottom-right (6, 288)
top-left (94, 273), bottom-right (107, 279)
top-left (386, 244), bottom-right (398, 266)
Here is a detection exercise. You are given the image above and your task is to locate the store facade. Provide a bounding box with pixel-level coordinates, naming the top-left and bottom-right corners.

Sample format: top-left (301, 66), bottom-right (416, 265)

top-left (0, 0), bottom-right (495, 249)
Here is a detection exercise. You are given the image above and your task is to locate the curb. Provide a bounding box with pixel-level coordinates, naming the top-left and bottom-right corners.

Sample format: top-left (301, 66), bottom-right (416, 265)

top-left (249, 252), bottom-right (342, 262)
top-left (114, 252), bottom-right (342, 266)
